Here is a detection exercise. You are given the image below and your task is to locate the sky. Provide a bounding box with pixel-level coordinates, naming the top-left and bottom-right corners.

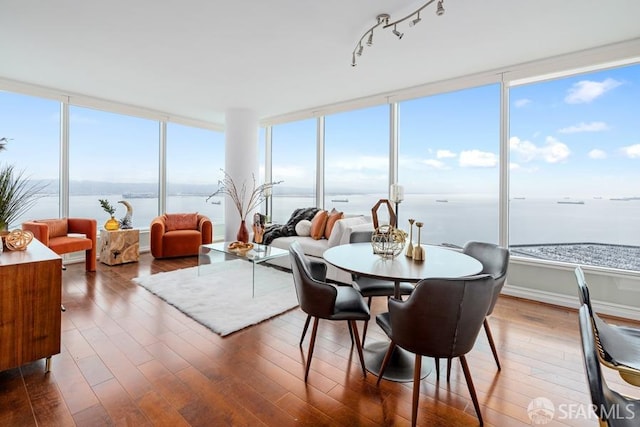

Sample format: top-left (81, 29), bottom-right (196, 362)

top-left (1, 63), bottom-right (639, 198)
top-left (269, 63), bottom-right (639, 198)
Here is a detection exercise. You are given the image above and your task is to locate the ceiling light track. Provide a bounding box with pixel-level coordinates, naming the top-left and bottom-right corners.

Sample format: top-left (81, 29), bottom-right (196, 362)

top-left (351, 0), bottom-right (445, 67)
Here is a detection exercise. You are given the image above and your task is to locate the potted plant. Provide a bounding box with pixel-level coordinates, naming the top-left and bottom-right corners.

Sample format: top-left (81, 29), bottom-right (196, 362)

top-left (98, 199), bottom-right (120, 231)
top-left (0, 138), bottom-right (47, 234)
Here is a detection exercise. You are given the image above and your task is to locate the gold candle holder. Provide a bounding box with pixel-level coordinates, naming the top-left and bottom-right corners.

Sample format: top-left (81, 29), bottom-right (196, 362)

top-left (413, 221), bottom-right (425, 261)
top-left (405, 218), bottom-right (415, 258)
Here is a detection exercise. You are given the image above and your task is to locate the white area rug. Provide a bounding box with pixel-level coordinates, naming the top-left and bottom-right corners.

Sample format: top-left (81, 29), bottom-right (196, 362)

top-left (133, 260), bottom-right (298, 336)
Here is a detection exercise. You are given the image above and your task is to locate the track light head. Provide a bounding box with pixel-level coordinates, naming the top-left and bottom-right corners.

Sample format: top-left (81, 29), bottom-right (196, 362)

top-left (409, 12), bottom-right (421, 27)
top-left (366, 31), bottom-right (374, 46)
top-left (436, 0), bottom-right (445, 16)
top-left (357, 43), bottom-right (364, 56)
top-left (392, 25), bottom-right (403, 39)
top-left (351, 52), bottom-right (357, 67)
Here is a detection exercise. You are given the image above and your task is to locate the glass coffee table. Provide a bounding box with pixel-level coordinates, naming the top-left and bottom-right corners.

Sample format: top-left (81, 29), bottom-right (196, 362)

top-left (198, 242), bottom-right (289, 297)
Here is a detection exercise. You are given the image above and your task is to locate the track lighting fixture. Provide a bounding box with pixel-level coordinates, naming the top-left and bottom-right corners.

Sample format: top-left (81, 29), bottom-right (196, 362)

top-left (350, 0), bottom-right (445, 66)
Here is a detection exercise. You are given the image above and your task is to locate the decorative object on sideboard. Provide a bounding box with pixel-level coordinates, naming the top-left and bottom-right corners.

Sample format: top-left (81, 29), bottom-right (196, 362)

top-left (413, 221), bottom-right (425, 261)
top-left (2, 229), bottom-right (34, 251)
top-left (371, 224), bottom-right (407, 259)
top-left (351, 0), bottom-right (445, 66)
top-left (99, 198), bottom-right (120, 231)
top-left (118, 200), bottom-right (133, 229)
top-left (405, 218), bottom-right (415, 258)
top-left (206, 169), bottom-right (282, 243)
top-left (389, 183), bottom-right (404, 227)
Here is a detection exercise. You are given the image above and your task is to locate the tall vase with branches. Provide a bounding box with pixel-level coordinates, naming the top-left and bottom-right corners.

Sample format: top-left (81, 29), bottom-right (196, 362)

top-left (206, 169), bottom-right (282, 243)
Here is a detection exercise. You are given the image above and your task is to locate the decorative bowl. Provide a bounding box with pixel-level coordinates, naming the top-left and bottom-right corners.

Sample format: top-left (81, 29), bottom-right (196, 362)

top-left (371, 225), bottom-right (406, 259)
top-left (228, 241), bottom-right (254, 256)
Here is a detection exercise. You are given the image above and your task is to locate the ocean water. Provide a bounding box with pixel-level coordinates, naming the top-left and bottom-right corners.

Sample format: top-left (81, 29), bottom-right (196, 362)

top-left (13, 194), bottom-right (640, 248)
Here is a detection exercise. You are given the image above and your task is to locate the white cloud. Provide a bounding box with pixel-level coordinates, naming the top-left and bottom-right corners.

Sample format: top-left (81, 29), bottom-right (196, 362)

top-left (621, 144), bottom-right (640, 158)
top-left (541, 136), bottom-right (570, 163)
top-left (588, 149), bottom-right (607, 159)
top-left (509, 136), bottom-right (538, 162)
top-left (509, 136), bottom-right (570, 164)
top-left (509, 163), bottom-right (520, 170)
top-left (436, 149), bottom-right (456, 159)
top-left (422, 159), bottom-right (447, 169)
top-left (564, 78), bottom-right (622, 104)
top-left (559, 121), bottom-right (609, 134)
top-left (514, 98), bottom-right (531, 108)
top-left (459, 150), bottom-right (498, 168)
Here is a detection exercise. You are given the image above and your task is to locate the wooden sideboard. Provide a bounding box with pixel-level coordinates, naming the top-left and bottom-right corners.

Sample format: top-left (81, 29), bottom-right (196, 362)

top-left (0, 238), bottom-right (62, 372)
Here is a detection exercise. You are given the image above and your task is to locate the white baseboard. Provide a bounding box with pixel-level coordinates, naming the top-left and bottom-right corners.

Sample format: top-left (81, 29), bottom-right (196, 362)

top-left (503, 284), bottom-right (640, 321)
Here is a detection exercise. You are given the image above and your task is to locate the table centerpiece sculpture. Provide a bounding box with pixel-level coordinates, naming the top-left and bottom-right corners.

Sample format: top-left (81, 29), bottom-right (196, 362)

top-left (371, 224), bottom-right (407, 259)
top-left (413, 221), bottom-right (425, 261)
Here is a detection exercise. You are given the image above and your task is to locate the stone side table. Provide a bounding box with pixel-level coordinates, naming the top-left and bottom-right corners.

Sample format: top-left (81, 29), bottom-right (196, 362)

top-left (99, 229), bottom-right (139, 265)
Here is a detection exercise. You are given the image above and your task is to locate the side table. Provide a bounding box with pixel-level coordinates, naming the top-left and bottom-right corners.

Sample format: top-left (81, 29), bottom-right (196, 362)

top-left (99, 229), bottom-right (139, 265)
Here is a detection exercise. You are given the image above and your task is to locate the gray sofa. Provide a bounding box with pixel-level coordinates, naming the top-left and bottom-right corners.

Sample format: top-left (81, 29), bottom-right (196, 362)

top-left (267, 215), bottom-right (374, 284)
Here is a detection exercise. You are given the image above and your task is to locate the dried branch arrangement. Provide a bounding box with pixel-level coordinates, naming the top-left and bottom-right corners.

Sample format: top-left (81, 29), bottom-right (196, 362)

top-left (206, 169), bottom-right (282, 221)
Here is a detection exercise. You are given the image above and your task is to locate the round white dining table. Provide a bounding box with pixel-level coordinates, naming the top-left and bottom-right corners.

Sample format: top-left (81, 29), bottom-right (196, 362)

top-left (323, 242), bottom-right (483, 382)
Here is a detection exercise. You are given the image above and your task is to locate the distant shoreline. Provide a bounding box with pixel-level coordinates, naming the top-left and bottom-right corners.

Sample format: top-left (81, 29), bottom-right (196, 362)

top-left (510, 243), bottom-right (640, 271)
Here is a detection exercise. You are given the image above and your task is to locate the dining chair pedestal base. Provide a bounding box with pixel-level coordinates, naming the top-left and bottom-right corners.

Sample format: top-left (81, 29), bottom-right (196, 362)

top-left (364, 341), bottom-right (432, 382)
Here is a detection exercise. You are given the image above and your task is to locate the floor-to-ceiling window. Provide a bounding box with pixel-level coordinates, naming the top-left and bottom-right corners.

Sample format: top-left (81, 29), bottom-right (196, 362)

top-left (509, 64), bottom-right (640, 271)
top-left (324, 105), bottom-right (389, 217)
top-left (68, 106), bottom-right (159, 229)
top-left (0, 92), bottom-right (60, 226)
top-left (166, 122), bottom-right (224, 239)
top-left (397, 84), bottom-right (501, 247)
top-left (271, 119), bottom-right (316, 223)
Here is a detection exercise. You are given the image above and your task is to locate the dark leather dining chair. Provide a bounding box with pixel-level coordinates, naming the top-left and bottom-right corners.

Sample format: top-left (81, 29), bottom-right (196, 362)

top-left (437, 241), bottom-right (509, 381)
top-left (376, 274), bottom-right (495, 426)
top-left (349, 230), bottom-right (413, 345)
top-left (575, 266), bottom-right (640, 387)
top-left (462, 241), bottom-right (510, 371)
top-left (289, 241), bottom-right (370, 381)
top-left (578, 304), bottom-right (640, 427)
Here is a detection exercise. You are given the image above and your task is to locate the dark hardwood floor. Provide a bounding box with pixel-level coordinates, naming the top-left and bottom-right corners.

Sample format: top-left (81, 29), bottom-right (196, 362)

top-left (2, 253), bottom-right (639, 426)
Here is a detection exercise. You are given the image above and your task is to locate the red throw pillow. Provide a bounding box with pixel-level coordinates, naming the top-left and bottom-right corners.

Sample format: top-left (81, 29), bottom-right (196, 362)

top-left (309, 210), bottom-right (328, 240)
top-left (164, 213), bottom-right (198, 231)
top-left (38, 218), bottom-right (68, 238)
top-left (324, 209), bottom-right (344, 239)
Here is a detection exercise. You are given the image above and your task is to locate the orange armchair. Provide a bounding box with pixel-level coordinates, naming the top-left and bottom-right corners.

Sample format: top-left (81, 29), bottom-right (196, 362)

top-left (150, 213), bottom-right (213, 259)
top-left (22, 218), bottom-right (97, 272)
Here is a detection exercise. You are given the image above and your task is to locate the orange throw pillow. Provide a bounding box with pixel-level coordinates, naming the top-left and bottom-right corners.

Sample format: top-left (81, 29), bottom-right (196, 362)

top-left (324, 209), bottom-right (344, 239)
top-left (164, 213), bottom-right (199, 231)
top-left (309, 210), bottom-right (328, 240)
top-left (38, 218), bottom-right (68, 238)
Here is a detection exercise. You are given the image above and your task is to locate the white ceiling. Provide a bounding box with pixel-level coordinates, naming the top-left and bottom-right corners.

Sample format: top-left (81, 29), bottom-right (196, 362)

top-left (2, 0), bottom-right (640, 126)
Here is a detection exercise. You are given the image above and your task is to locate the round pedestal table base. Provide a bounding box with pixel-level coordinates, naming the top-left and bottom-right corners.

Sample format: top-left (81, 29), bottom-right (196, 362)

top-left (364, 341), bottom-right (432, 382)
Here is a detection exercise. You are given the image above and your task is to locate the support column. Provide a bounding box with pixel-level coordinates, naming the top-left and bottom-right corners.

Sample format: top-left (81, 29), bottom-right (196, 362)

top-left (225, 109), bottom-right (259, 242)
